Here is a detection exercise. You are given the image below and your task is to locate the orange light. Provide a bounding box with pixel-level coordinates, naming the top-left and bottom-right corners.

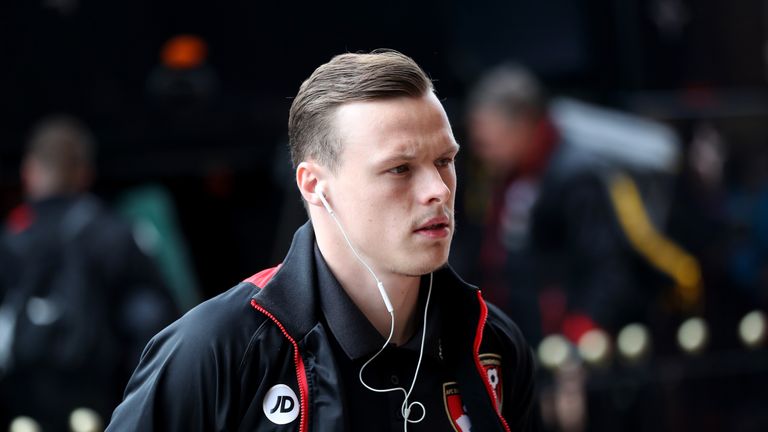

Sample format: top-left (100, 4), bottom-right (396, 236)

top-left (161, 34), bottom-right (207, 70)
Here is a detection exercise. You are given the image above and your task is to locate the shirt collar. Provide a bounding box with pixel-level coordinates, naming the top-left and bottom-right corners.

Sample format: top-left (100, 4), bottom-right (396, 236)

top-left (314, 245), bottom-right (442, 361)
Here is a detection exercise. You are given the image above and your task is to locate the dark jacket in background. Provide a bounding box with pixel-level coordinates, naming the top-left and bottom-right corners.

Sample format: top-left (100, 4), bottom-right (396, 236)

top-left (0, 194), bottom-right (178, 431)
top-left (469, 128), bottom-right (664, 344)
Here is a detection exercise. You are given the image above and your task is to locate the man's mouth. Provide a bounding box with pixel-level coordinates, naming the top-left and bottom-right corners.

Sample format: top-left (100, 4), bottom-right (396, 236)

top-left (417, 222), bottom-right (449, 231)
top-left (414, 217), bottom-right (451, 238)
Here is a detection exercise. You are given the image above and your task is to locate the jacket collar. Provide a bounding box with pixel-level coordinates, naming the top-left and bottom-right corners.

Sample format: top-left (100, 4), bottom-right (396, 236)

top-left (250, 221), bottom-right (507, 431)
top-left (250, 221), bottom-right (320, 339)
top-left (251, 220), bottom-right (483, 343)
top-left (315, 242), bottom-right (445, 361)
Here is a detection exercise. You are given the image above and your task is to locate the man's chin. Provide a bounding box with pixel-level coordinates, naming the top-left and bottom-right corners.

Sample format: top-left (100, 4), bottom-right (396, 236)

top-left (398, 258), bottom-right (450, 278)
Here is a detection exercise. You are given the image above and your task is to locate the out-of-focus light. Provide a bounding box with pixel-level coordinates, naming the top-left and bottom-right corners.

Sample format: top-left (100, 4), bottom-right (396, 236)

top-left (677, 317), bottom-right (708, 354)
top-left (577, 328), bottom-right (610, 366)
top-left (69, 407), bottom-right (102, 432)
top-left (161, 35), bottom-right (207, 70)
top-left (538, 334), bottom-right (571, 370)
top-left (9, 417), bottom-right (41, 432)
top-left (739, 310), bottom-right (767, 348)
top-left (617, 323), bottom-right (651, 361)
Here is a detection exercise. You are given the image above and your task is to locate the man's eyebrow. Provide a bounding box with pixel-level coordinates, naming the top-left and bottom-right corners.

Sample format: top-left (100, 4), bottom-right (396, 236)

top-left (444, 142), bottom-right (461, 154)
top-left (373, 151), bottom-right (417, 166)
top-left (373, 142), bottom-right (460, 166)
top-left (436, 142), bottom-right (461, 157)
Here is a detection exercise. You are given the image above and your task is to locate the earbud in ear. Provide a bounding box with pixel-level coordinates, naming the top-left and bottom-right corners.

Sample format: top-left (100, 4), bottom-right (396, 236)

top-left (316, 184), bottom-right (334, 215)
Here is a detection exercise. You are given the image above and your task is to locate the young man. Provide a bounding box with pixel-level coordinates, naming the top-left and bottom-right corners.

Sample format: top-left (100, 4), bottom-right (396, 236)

top-left (107, 50), bottom-right (534, 431)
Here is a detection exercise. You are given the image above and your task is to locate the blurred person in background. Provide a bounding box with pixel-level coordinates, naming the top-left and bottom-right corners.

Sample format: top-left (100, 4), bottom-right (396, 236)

top-left (461, 64), bottom-right (700, 347)
top-left (462, 64), bottom-right (635, 346)
top-left (460, 64), bottom-right (704, 431)
top-left (0, 115), bottom-right (178, 431)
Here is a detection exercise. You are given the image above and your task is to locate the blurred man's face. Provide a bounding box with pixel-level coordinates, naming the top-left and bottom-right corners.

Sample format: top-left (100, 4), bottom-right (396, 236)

top-left (21, 155), bottom-right (92, 200)
top-left (326, 93), bottom-right (459, 277)
top-left (469, 107), bottom-right (538, 174)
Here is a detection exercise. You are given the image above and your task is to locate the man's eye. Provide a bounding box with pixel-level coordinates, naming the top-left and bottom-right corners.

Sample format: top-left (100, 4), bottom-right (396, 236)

top-left (436, 157), bottom-right (455, 167)
top-left (388, 165), bottom-right (410, 174)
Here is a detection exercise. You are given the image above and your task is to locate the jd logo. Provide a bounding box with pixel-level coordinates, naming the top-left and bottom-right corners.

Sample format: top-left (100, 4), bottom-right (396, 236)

top-left (263, 384), bottom-right (299, 424)
top-left (270, 395), bottom-right (294, 414)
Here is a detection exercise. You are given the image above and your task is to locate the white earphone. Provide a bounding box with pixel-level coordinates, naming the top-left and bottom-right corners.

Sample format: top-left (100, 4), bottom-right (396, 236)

top-left (315, 183), bottom-right (432, 431)
top-left (316, 184), bottom-right (393, 313)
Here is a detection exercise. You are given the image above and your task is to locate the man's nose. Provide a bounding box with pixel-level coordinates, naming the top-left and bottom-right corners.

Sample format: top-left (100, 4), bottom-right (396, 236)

top-left (419, 167), bottom-right (451, 205)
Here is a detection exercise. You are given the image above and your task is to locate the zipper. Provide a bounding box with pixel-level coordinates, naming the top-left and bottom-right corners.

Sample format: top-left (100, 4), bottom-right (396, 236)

top-left (473, 291), bottom-right (512, 432)
top-left (250, 299), bottom-right (309, 432)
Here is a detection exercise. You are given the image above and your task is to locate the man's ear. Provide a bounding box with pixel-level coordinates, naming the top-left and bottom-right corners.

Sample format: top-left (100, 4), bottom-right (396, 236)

top-left (296, 161), bottom-right (327, 208)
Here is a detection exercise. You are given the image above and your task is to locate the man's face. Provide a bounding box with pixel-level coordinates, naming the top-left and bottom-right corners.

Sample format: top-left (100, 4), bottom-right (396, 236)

top-left (468, 107), bottom-right (537, 174)
top-left (327, 93), bottom-right (459, 277)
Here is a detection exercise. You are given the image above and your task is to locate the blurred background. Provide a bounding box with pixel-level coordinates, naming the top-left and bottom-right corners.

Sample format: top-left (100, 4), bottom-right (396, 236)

top-left (1, 0), bottom-right (768, 431)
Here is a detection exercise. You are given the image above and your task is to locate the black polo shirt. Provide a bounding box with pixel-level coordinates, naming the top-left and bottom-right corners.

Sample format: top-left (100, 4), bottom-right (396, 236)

top-left (315, 246), bottom-right (466, 431)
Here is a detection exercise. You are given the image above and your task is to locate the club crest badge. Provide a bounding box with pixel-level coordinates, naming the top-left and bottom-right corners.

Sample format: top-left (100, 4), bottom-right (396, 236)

top-left (443, 382), bottom-right (473, 432)
top-left (480, 353), bottom-right (503, 411)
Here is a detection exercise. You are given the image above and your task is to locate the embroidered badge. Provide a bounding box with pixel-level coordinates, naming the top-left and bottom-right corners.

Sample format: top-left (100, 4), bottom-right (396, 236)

top-left (263, 384), bottom-right (300, 424)
top-left (480, 353), bottom-right (503, 411)
top-left (443, 382), bottom-right (473, 432)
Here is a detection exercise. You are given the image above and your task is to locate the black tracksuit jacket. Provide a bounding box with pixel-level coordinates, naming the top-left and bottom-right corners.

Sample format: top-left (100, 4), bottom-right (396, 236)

top-left (107, 222), bottom-right (535, 431)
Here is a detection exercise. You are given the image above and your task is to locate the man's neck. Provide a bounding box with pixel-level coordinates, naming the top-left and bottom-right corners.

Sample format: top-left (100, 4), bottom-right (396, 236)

top-left (316, 238), bottom-right (421, 346)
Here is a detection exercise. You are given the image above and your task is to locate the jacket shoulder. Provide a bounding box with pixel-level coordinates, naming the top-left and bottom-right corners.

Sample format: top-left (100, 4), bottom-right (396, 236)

top-left (484, 301), bottom-right (536, 376)
top-left (485, 302), bottom-right (530, 350)
top-left (172, 280), bottom-right (267, 344)
top-left (107, 281), bottom-right (270, 430)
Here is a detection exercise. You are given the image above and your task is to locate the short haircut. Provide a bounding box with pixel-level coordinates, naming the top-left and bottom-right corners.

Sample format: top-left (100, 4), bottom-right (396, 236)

top-left (26, 115), bottom-right (95, 172)
top-left (288, 49), bottom-right (433, 171)
top-left (468, 63), bottom-right (545, 120)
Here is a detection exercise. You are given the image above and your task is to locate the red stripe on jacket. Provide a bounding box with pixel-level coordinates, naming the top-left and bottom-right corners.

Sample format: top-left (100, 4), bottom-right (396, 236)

top-left (245, 265), bottom-right (309, 432)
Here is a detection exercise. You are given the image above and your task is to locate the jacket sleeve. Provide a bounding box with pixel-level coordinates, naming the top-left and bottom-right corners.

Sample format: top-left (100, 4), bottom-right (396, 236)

top-left (486, 303), bottom-right (537, 432)
top-left (106, 321), bottom-right (218, 430)
top-left (106, 290), bottom-right (264, 432)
